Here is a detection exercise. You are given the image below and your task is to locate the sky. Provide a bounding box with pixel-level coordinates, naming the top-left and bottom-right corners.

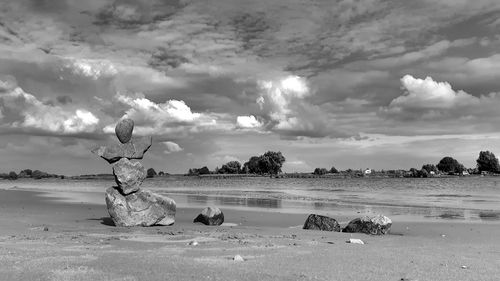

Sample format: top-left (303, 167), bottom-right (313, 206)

top-left (1, 0), bottom-right (500, 175)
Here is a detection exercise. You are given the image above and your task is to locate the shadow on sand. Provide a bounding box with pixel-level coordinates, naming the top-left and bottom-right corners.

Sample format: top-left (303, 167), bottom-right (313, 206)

top-left (88, 217), bottom-right (115, 226)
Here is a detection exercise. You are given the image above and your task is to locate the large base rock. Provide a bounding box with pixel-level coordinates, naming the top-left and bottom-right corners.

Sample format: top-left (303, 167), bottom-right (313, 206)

top-left (303, 214), bottom-right (340, 231)
top-left (112, 158), bottom-right (146, 195)
top-left (193, 206), bottom-right (224, 225)
top-left (342, 214), bottom-right (392, 235)
top-left (105, 187), bottom-right (176, 227)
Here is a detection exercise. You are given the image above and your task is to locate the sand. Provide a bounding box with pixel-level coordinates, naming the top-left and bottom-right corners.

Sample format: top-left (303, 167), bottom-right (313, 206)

top-left (0, 189), bottom-right (499, 281)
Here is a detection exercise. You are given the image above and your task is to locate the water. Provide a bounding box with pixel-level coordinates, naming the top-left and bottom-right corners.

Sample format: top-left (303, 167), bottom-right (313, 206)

top-left (2, 176), bottom-right (500, 222)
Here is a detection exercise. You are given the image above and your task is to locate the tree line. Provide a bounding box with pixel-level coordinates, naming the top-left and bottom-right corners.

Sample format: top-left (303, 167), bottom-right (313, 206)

top-left (312, 150), bottom-right (500, 177)
top-left (187, 151), bottom-right (286, 176)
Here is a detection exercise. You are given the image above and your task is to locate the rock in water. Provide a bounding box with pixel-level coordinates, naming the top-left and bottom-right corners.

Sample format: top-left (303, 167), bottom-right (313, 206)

top-left (193, 206), bottom-right (224, 226)
top-left (115, 119), bottom-right (134, 144)
top-left (342, 214), bottom-right (392, 235)
top-left (302, 214), bottom-right (341, 231)
top-left (112, 158), bottom-right (146, 195)
top-left (105, 187), bottom-right (176, 227)
top-left (92, 136), bottom-right (153, 164)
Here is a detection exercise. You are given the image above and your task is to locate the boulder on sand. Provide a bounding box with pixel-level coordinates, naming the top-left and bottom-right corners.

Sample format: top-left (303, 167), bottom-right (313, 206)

top-left (112, 158), bottom-right (146, 195)
top-left (342, 214), bottom-right (392, 235)
top-left (105, 187), bottom-right (176, 227)
top-left (303, 214), bottom-right (341, 232)
top-left (193, 206), bottom-right (224, 226)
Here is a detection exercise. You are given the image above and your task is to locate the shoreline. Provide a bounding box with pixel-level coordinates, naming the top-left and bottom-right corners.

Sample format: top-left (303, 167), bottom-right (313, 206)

top-left (1, 189), bottom-right (500, 280)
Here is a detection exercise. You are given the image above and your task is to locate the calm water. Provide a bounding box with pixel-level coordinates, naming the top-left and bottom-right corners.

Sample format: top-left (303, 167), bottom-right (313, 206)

top-left (2, 176), bottom-right (500, 222)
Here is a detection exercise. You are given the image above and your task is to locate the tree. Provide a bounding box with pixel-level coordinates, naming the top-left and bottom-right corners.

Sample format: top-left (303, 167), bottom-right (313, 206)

top-left (421, 164), bottom-right (438, 174)
top-left (147, 168), bottom-right (157, 178)
top-left (198, 166), bottom-right (210, 175)
top-left (8, 171), bottom-right (18, 180)
top-left (219, 161), bottom-right (241, 174)
top-left (329, 166), bottom-right (338, 173)
top-left (437, 157), bottom-right (465, 174)
top-left (32, 170), bottom-right (48, 179)
top-left (476, 151), bottom-right (500, 173)
top-left (313, 168), bottom-right (328, 175)
top-left (258, 151), bottom-right (286, 175)
top-left (243, 156), bottom-right (261, 174)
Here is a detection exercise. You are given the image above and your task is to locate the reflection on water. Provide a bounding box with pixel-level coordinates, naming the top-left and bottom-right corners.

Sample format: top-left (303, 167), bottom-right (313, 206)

top-left (179, 193), bottom-right (500, 222)
top-left (3, 176), bottom-right (500, 223)
top-left (187, 194), bottom-right (281, 209)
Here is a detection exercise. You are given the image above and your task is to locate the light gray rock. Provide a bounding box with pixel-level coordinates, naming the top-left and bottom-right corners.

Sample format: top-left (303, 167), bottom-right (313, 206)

top-left (112, 158), bottom-right (146, 195)
top-left (115, 119), bottom-right (134, 144)
top-left (303, 214), bottom-right (341, 232)
top-left (92, 136), bottom-right (152, 164)
top-left (342, 214), bottom-right (392, 235)
top-left (193, 206), bottom-right (224, 226)
top-left (105, 187), bottom-right (176, 227)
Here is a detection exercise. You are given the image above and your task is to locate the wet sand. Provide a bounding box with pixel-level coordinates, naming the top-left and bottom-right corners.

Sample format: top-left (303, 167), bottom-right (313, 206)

top-left (0, 189), bottom-right (499, 281)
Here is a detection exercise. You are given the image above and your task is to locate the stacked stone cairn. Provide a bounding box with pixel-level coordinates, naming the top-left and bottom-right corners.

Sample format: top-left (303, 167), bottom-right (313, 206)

top-left (92, 119), bottom-right (176, 227)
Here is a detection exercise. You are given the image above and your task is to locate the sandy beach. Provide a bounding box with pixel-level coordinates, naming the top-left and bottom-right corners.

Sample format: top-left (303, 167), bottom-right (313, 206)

top-left (0, 188), bottom-right (498, 281)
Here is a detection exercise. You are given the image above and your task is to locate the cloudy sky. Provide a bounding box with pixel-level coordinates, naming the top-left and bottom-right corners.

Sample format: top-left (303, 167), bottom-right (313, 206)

top-left (1, 0), bottom-right (500, 175)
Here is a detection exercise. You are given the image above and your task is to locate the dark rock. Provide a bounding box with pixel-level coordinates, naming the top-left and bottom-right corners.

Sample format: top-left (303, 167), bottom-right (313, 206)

top-left (342, 214), bottom-right (392, 235)
top-left (303, 214), bottom-right (340, 231)
top-left (193, 206), bottom-right (224, 226)
top-left (112, 158), bottom-right (146, 195)
top-left (115, 119), bottom-right (134, 144)
top-left (92, 136), bottom-right (152, 163)
top-left (105, 187), bottom-right (176, 227)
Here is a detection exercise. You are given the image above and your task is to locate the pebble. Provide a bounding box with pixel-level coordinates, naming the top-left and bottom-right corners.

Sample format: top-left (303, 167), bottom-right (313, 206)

top-left (189, 241), bottom-right (198, 246)
top-left (347, 238), bottom-right (364, 244)
top-left (43, 226), bottom-right (49, 231)
top-left (233, 254), bottom-right (244, 262)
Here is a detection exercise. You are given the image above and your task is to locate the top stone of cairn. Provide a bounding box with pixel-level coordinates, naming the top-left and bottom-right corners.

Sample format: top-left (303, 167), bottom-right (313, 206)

top-left (115, 119), bottom-right (134, 144)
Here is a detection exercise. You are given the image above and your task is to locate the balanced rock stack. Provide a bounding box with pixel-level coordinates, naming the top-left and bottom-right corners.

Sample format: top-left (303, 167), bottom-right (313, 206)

top-left (92, 119), bottom-right (176, 227)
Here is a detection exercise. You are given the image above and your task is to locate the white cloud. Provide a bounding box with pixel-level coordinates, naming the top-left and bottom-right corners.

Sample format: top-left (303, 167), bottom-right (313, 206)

top-left (65, 58), bottom-right (118, 80)
top-left (162, 141), bottom-right (183, 154)
top-left (103, 93), bottom-right (220, 136)
top-left (382, 75), bottom-right (500, 122)
top-left (0, 83), bottom-right (99, 134)
top-left (236, 115), bottom-right (262, 129)
top-left (392, 75), bottom-right (477, 110)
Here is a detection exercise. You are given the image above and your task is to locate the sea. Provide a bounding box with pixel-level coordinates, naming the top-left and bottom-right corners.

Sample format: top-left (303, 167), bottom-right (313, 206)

top-left (2, 176), bottom-right (500, 223)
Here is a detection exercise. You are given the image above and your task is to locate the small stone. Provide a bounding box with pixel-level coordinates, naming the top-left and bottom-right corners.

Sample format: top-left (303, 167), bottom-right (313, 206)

top-left (43, 226), bottom-right (49, 231)
top-left (193, 206), bottom-right (224, 226)
top-left (233, 255), bottom-right (244, 262)
top-left (105, 187), bottom-right (176, 227)
top-left (189, 241), bottom-right (198, 246)
top-left (347, 238), bottom-right (364, 244)
top-left (461, 265), bottom-right (468, 269)
top-left (302, 214), bottom-right (341, 232)
top-left (112, 158), bottom-right (146, 195)
top-left (342, 214), bottom-right (392, 235)
top-left (115, 119), bottom-right (134, 144)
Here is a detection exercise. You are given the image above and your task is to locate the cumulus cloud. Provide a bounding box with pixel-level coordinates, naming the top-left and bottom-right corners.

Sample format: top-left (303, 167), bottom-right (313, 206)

top-left (236, 115), bottom-right (262, 129)
top-left (103, 93), bottom-right (221, 136)
top-left (0, 79), bottom-right (99, 134)
top-left (162, 141), bottom-right (183, 154)
top-left (381, 75), bottom-right (500, 121)
top-left (65, 58), bottom-right (118, 80)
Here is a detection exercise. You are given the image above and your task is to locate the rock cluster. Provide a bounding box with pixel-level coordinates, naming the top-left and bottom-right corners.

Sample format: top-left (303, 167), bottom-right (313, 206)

top-left (303, 213), bottom-right (392, 235)
top-left (93, 118), bottom-right (176, 227)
